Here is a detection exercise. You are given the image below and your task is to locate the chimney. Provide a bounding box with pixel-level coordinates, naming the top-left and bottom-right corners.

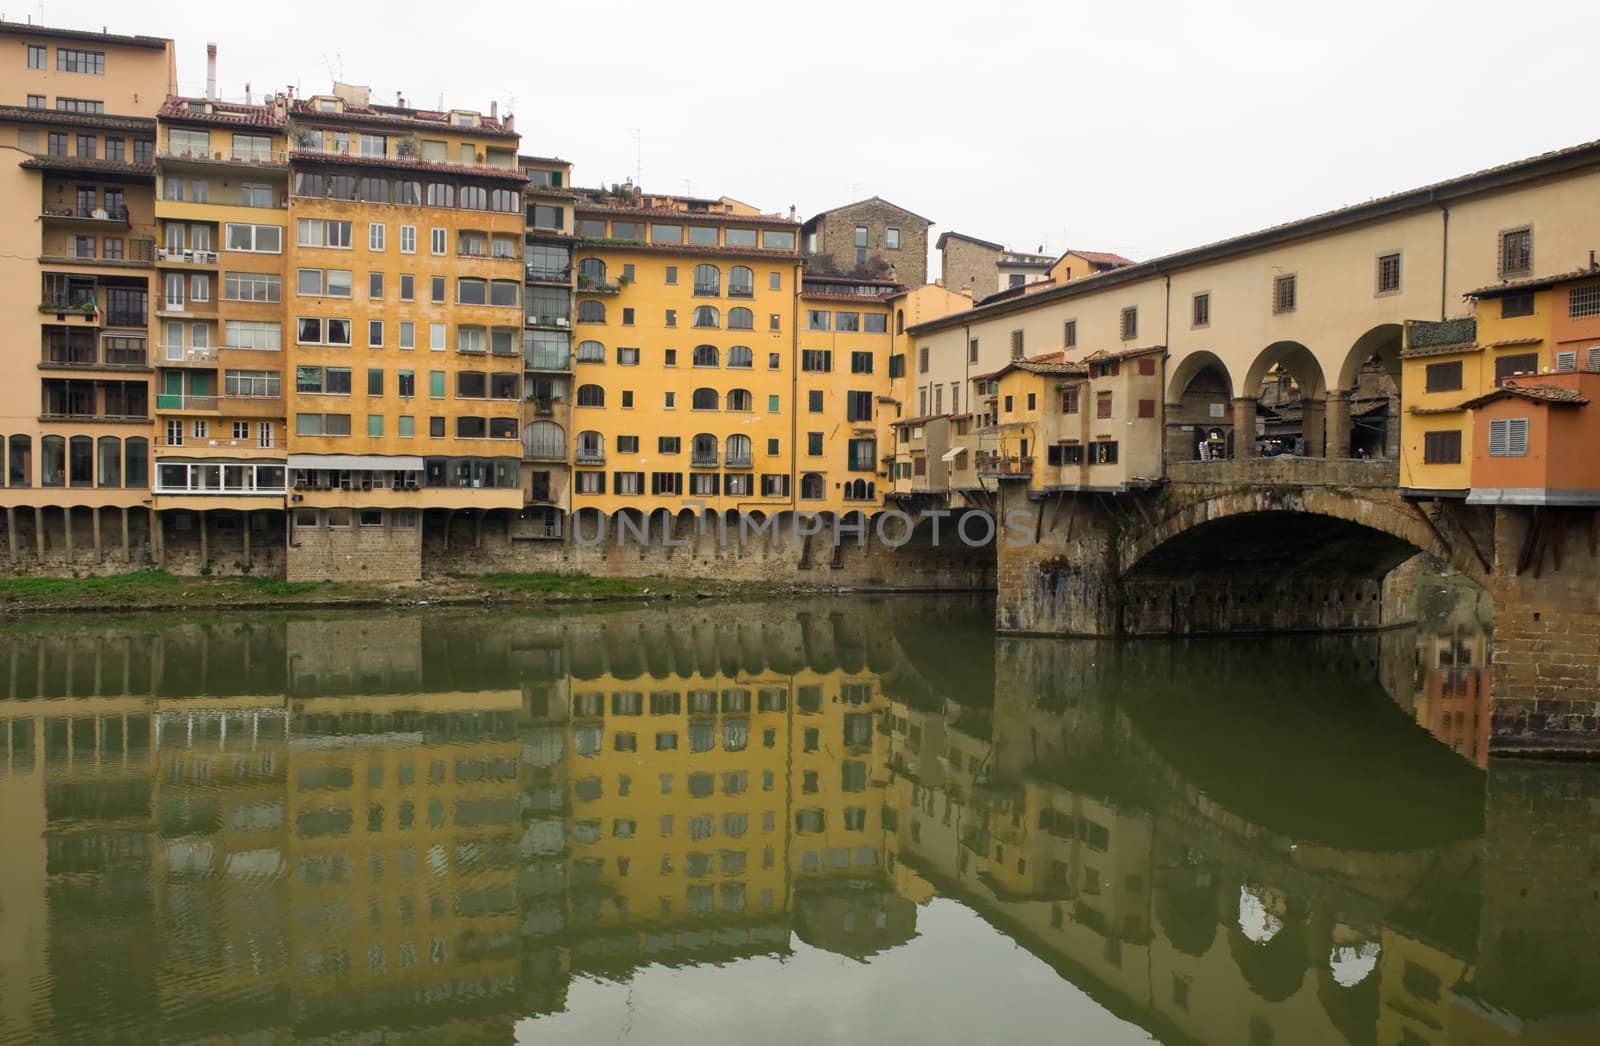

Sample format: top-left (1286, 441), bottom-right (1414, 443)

top-left (205, 43), bottom-right (218, 101)
top-left (244, 82), bottom-right (252, 105)
top-left (397, 92), bottom-right (405, 108)
top-left (489, 100), bottom-right (498, 120)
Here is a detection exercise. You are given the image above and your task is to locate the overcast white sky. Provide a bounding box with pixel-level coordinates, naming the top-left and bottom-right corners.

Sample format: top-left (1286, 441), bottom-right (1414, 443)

top-left (30, 0), bottom-right (1598, 268)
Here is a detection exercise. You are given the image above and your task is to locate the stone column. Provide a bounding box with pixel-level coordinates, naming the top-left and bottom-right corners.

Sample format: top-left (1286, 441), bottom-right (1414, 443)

top-left (92, 507), bottom-right (102, 562)
top-left (151, 508), bottom-right (165, 567)
top-left (63, 507), bottom-right (74, 565)
top-left (242, 511), bottom-right (251, 569)
top-left (199, 511), bottom-right (208, 571)
top-left (1232, 397), bottom-right (1258, 459)
top-left (34, 507), bottom-right (44, 559)
top-left (1164, 402), bottom-right (1194, 466)
top-left (1326, 390), bottom-right (1353, 460)
top-left (120, 508), bottom-right (130, 562)
top-left (1301, 396), bottom-right (1326, 458)
top-left (5, 506), bottom-right (15, 563)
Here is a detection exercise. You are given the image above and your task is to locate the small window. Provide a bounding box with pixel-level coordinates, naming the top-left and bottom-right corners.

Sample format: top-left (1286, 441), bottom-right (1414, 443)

top-left (1423, 430), bottom-right (1462, 464)
top-left (1498, 226), bottom-right (1533, 279)
top-left (1376, 252), bottom-right (1402, 294)
top-left (1494, 353), bottom-right (1539, 384)
top-left (1010, 329), bottom-right (1024, 360)
top-left (1272, 273), bottom-right (1297, 313)
top-left (1191, 293), bottom-right (1209, 328)
top-left (886, 228), bottom-right (901, 250)
top-left (1119, 307), bottom-right (1137, 342)
top-left (1500, 292), bottom-right (1535, 319)
top-left (1569, 282), bottom-right (1600, 319)
top-left (1487, 418), bottom-right (1529, 457)
top-left (1424, 360), bottom-right (1463, 392)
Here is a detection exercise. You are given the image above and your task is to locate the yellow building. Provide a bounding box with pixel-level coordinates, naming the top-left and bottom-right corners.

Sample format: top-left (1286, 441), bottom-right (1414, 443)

top-left (519, 153), bottom-right (575, 540)
top-left (1400, 275), bottom-right (1570, 497)
top-left (150, 95), bottom-right (291, 564)
top-left (281, 83), bottom-right (526, 580)
top-left (0, 22), bottom-right (172, 567)
top-left (796, 273), bottom-right (898, 513)
top-left (568, 191), bottom-right (800, 522)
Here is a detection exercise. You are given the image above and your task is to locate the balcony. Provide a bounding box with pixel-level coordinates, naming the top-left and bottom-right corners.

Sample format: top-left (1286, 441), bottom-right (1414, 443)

top-left (724, 454), bottom-right (753, 469)
top-left (40, 335), bottom-right (149, 371)
top-left (458, 246), bottom-right (521, 263)
top-left (155, 394), bottom-right (220, 412)
top-left (576, 276), bottom-right (622, 294)
top-left (525, 264), bottom-right (571, 284)
top-left (42, 237), bottom-right (156, 268)
top-left (526, 312), bottom-right (571, 329)
top-left (41, 206), bottom-right (130, 228)
top-left (158, 346), bottom-right (219, 367)
top-left (977, 454), bottom-right (1033, 479)
top-left (691, 454), bottom-right (719, 468)
top-left (156, 247), bottom-right (219, 267)
top-left (574, 448), bottom-right (605, 465)
top-left (159, 147), bottom-right (288, 168)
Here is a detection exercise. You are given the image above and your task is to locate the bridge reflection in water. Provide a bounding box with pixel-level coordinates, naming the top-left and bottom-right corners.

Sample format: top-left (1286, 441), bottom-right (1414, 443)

top-left (0, 597), bottom-right (1590, 1045)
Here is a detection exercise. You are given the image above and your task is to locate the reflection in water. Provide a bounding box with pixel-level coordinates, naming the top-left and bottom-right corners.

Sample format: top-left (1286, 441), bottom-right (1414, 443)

top-left (0, 597), bottom-right (1594, 1045)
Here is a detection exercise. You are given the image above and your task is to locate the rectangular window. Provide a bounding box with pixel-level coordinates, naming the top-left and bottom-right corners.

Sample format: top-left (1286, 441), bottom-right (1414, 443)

top-left (1377, 252), bottom-right (1402, 294)
top-left (27, 44), bottom-right (46, 69)
top-left (369, 223), bottom-right (386, 251)
top-left (223, 271), bottom-right (281, 302)
top-left (57, 48), bottom-right (106, 74)
top-left (802, 349), bottom-right (832, 373)
top-left (851, 351), bottom-right (873, 374)
top-left (399, 322), bottom-right (415, 349)
top-left (1494, 353), bottom-right (1539, 383)
top-left (1424, 360), bottom-right (1463, 392)
top-left (807, 310), bottom-right (830, 332)
top-left (1487, 418), bottom-right (1529, 457)
top-left (1120, 307), bottom-right (1137, 341)
top-left (1097, 392), bottom-right (1113, 419)
top-left (225, 223), bottom-right (282, 253)
top-left (1423, 430), bottom-right (1462, 464)
top-left (431, 228), bottom-right (446, 255)
top-left (56, 98), bottom-right (105, 114)
top-left (1569, 282), bottom-right (1600, 319)
top-left (1010, 329), bottom-right (1025, 360)
top-left (846, 391), bottom-right (873, 421)
top-left (1272, 273), bottom-right (1297, 313)
top-left (368, 320), bottom-right (384, 347)
top-left (400, 225), bottom-right (416, 253)
top-left (1498, 227), bottom-right (1532, 279)
top-left (1500, 292), bottom-right (1534, 319)
top-left (1192, 292), bottom-right (1210, 327)
top-left (767, 394), bottom-right (781, 413)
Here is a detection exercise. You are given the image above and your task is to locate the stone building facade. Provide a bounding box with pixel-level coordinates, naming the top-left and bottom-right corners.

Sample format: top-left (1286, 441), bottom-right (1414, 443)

top-left (802, 197), bottom-right (931, 286)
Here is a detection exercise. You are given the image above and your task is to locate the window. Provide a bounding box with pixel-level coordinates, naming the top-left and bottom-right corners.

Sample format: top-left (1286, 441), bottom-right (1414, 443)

top-left (802, 349), bottom-right (832, 372)
top-left (728, 307), bottom-right (753, 330)
top-left (225, 223), bottom-right (282, 253)
top-left (1498, 226), bottom-right (1532, 279)
top-left (369, 223), bottom-right (386, 251)
top-left (296, 317), bottom-right (353, 346)
top-left (56, 98), bottom-right (105, 115)
top-left (693, 344), bottom-right (719, 367)
top-left (296, 218), bottom-right (352, 248)
top-left (808, 390), bottom-right (823, 412)
top-left (807, 310), bottom-right (830, 332)
top-left (27, 44), bottom-right (46, 69)
top-left (430, 275), bottom-right (446, 304)
top-left (728, 345), bottom-right (753, 368)
top-left (847, 391), bottom-right (873, 421)
top-left (295, 413), bottom-right (351, 436)
top-left (692, 306), bottom-right (720, 329)
top-left (224, 271), bottom-right (281, 303)
top-left (617, 346), bottom-right (640, 366)
top-left (58, 48), bottom-right (106, 74)
top-left (1191, 292), bottom-right (1210, 328)
top-left (577, 384), bottom-right (605, 407)
top-left (1487, 418), bottom-right (1529, 457)
top-left (886, 227), bottom-right (901, 250)
top-left (457, 278), bottom-right (487, 305)
top-left (837, 312), bottom-right (861, 332)
top-left (400, 225), bottom-right (417, 253)
top-left (1374, 251), bottom-right (1402, 295)
top-left (1424, 360), bottom-right (1463, 392)
top-left (1569, 282), bottom-right (1600, 319)
top-left (1500, 292), bottom-right (1534, 319)
top-left (1423, 430), bottom-right (1462, 464)
top-left (399, 322), bottom-right (415, 349)
top-left (26, 93), bottom-right (44, 109)
top-left (1010, 329), bottom-right (1025, 360)
top-left (431, 228), bottom-right (446, 255)
top-left (1494, 353), bottom-right (1539, 383)
top-left (578, 300), bottom-right (606, 324)
top-left (1120, 306), bottom-right (1137, 341)
top-left (1097, 391), bottom-right (1113, 419)
top-left (225, 369), bottom-right (280, 397)
top-left (851, 351), bottom-right (873, 374)
top-left (225, 320), bottom-right (281, 350)
top-left (692, 388), bottom-right (719, 411)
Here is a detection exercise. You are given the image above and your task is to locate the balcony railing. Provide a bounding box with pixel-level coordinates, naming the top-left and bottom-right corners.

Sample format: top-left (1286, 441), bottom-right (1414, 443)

top-left (156, 393), bottom-right (219, 411)
top-left (691, 453), bottom-right (719, 468)
top-left (724, 454), bottom-right (753, 469)
top-left (160, 147), bottom-right (288, 166)
top-left (525, 264), bottom-right (571, 283)
top-left (576, 276), bottom-right (622, 294)
top-left (976, 454), bottom-right (1032, 478)
top-left (575, 448), bottom-right (605, 465)
top-left (157, 247), bottom-right (219, 265)
top-left (526, 312), bottom-right (571, 328)
top-left (42, 206), bottom-right (130, 225)
top-left (41, 342), bottom-right (149, 368)
top-left (160, 346), bottom-right (218, 365)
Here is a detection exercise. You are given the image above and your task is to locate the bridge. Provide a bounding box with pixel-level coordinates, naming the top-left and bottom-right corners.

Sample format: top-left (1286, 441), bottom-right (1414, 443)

top-left (992, 454), bottom-right (1600, 757)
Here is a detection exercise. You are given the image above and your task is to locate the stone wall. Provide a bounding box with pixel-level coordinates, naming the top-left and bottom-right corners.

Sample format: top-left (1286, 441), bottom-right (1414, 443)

top-left (0, 507), bottom-right (282, 577)
top-left (286, 514), bottom-right (422, 583)
top-left (1487, 506), bottom-right (1600, 755)
top-left (940, 237), bottom-right (1000, 300)
top-left (808, 200), bottom-right (930, 286)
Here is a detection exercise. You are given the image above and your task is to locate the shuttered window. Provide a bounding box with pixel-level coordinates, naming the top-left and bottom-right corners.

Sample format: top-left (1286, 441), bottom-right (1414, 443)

top-left (1422, 430), bottom-right (1461, 464)
top-left (1487, 418), bottom-right (1529, 457)
top-left (1424, 361), bottom-right (1463, 392)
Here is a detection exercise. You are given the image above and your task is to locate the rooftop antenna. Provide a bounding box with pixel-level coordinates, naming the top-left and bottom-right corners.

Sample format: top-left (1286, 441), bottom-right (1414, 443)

top-left (633, 128), bottom-right (642, 189)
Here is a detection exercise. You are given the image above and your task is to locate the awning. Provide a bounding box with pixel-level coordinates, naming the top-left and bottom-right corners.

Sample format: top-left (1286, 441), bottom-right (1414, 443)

top-left (287, 454), bottom-right (424, 471)
top-left (940, 445), bottom-right (967, 462)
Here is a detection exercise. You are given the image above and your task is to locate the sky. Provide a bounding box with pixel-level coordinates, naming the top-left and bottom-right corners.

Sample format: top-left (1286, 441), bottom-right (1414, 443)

top-left (24, 0), bottom-right (1599, 272)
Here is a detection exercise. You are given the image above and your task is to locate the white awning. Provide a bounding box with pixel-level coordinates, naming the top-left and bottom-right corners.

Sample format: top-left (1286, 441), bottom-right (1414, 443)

top-left (287, 454), bottom-right (424, 471)
top-left (940, 445), bottom-right (967, 462)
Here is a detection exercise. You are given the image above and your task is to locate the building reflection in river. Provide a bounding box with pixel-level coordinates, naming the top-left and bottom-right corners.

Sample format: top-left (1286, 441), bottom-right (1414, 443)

top-left (0, 598), bottom-right (1595, 1045)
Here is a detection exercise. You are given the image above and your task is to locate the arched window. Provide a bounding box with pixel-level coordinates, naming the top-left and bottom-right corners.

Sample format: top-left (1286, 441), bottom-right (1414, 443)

top-left (97, 436), bottom-right (121, 488)
top-left (578, 258), bottom-right (606, 285)
top-left (576, 340), bottom-right (606, 362)
top-left (686, 344), bottom-right (715, 368)
top-left (524, 421), bottom-right (565, 459)
top-left (895, 309), bottom-right (905, 334)
top-left (727, 345), bottom-right (753, 369)
top-left (693, 264), bottom-right (721, 296)
top-left (577, 300), bottom-right (607, 324)
top-left (576, 384), bottom-right (605, 407)
top-left (729, 266), bottom-right (754, 298)
top-left (725, 434), bottom-right (752, 466)
top-left (728, 307), bottom-right (753, 330)
top-left (576, 429), bottom-right (604, 462)
top-left (426, 182), bottom-right (455, 208)
top-left (6, 434), bottom-right (30, 487)
top-left (40, 435), bottom-right (64, 487)
top-left (124, 437), bottom-right (147, 487)
top-left (692, 433), bottom-right (719, 464)
top-left (726, 389), bottom-right (753, 412)
top-left (691, 388), bottom-right (719, 411)
top-left (395, 179), bottom-right (422, 205)
top-left (801, 473), bottom-right (825, 499)
top-left (460, 185), bottom-right (488, 210)
top-left (68, 435), bottom-right (93, 487)
top-left (692, 305), bottom-right (720, 329)
top-left (846, 478), bottom-right (875, 501)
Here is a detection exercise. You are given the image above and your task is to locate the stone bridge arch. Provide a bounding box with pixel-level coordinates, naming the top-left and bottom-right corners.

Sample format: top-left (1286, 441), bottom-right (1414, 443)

top-left (1114, 466), bottom-right (1489, 634)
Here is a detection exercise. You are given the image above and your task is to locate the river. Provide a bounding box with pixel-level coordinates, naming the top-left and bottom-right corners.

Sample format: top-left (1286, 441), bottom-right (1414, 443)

top-left (0, 589), bottom-right (1594, 1044)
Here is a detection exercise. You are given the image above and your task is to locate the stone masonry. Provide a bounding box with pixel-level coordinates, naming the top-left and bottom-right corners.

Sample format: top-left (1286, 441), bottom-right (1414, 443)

top-left (803, 197), bottom-right (931, 285)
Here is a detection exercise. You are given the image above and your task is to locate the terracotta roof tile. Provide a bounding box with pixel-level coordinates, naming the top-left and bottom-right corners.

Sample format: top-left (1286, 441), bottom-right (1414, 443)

top-left (289, 99), bottom-right (518, 139)
top-left (21, 154), bottom-right (153, 177)
top-left (574, 238), bottom-right (797, 262)
top-left (0, 20), bottom-right (169, 48)
top-left (0, 104), bottom-right (153, 132)
top-left (1467, 268), bottom-right (1600, 299)
top-left (1457, 381), bottom-right (1590, 409)
top-left (159, 95), bottom-right (283, 128)
top-left (575, 201), bottom-right (798, 228)
top-left (1066, 249), bottom-right (1135, 267)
